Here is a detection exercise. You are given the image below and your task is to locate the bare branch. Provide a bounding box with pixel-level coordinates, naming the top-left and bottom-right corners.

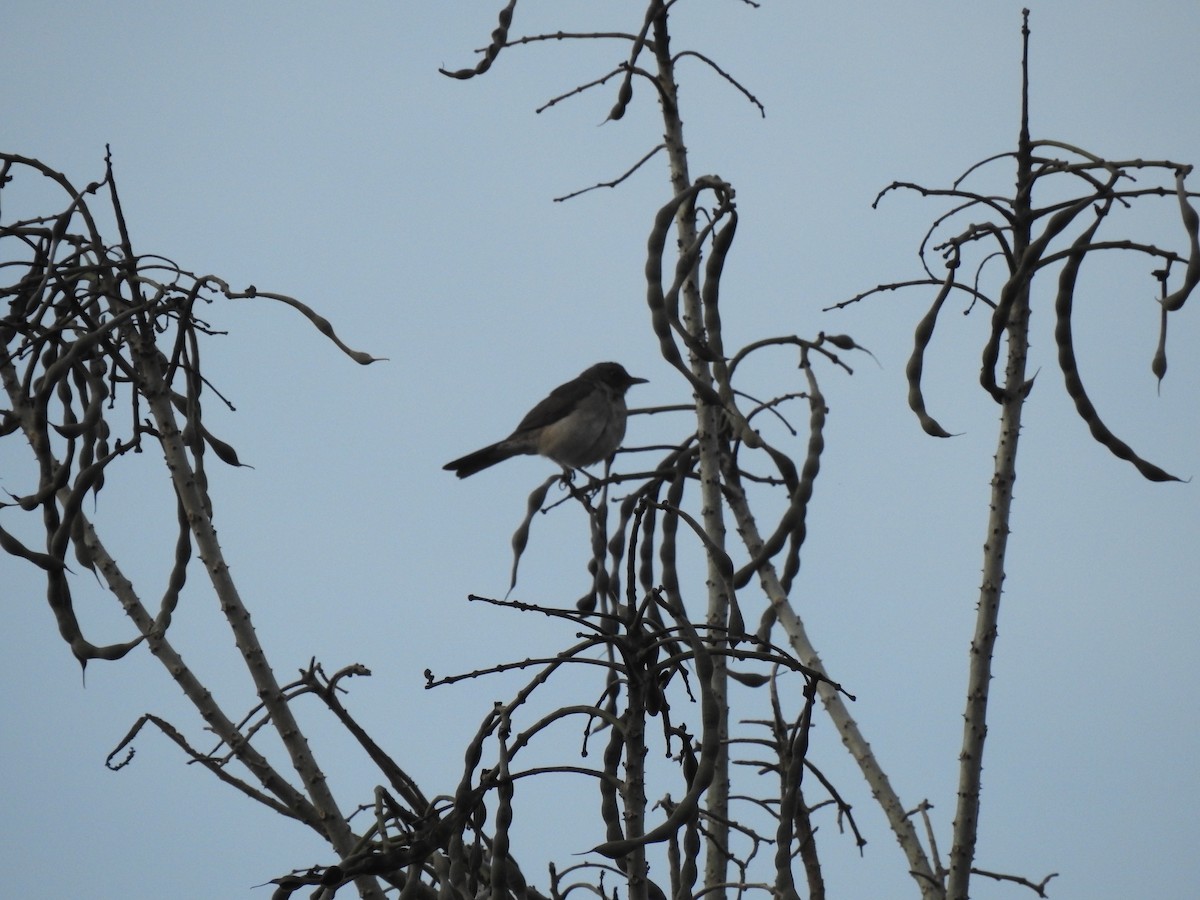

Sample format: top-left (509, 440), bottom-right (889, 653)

top-left (554, 145), bottom-right (666, 202)
top-left (672, 50), bottom-right (765, 117)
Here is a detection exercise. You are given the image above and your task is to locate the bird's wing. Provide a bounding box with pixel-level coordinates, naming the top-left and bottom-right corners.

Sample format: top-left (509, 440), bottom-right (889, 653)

top-left (510, 376), bottom-right (596, 435)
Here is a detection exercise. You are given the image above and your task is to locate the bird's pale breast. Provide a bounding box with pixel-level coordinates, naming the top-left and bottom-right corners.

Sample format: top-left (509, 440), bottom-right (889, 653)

top-left (535, 388), bottom-right (627, 467)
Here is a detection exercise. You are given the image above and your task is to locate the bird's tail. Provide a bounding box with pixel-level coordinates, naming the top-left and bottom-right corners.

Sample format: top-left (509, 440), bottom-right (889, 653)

top-left (443, 442), bottom-right (522, 478)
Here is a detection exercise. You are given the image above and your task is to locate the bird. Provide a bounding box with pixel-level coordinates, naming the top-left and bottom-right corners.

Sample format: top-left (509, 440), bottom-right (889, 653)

top-left (444, 362), bottom-right (648, 478)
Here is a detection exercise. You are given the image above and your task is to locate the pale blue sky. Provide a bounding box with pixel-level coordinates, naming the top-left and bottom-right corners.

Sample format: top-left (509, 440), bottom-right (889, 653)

top-left (2, 2), bottom-right (1198, 898)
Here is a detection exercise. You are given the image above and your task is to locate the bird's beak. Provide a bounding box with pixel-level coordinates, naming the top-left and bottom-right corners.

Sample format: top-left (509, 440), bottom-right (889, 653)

top-left (629, 375), bottom-right (649, 385)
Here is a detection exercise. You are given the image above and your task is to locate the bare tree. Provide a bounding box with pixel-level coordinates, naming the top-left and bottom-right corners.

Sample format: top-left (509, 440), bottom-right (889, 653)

top-left (0, 149), bottom-right (395, 900)
top-left (831, 10), bottom-right (1196, 898)
top-left (2, 5), bottom-right (1194, 900)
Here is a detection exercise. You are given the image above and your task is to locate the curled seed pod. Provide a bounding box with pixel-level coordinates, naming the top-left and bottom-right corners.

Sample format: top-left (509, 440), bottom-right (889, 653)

top-left (680, 815), bottom-right (701, 899)
top-left (981, 192), bottom-right (1099, 401)
top-left (658, 461), bottom-right (687, 609)
top-left (58, 365), bottom-right (108, 439)
top-left (438, 0), bottom-right (516, 79)
top-left (490, 737), bottom-right (512, 900)
top-left (0, 524), bottom-right (65, 571)
top-left (643, 180), bottom-right (729, 403)
top-left (700, 207), bottom-right (738, 362)
top-left (756, 604), bottom-right (778, 645)
top-left (821, 333), bottom-right (858, 351)
top-left (728, 669), bottom-right (770, 688)
top-left (508, 474), bottom-right (557, 592)
top-left (979, 280), bottom-right (1016, 404)
top-left (637, 495), bottom-right (658, 594)
top-left (1152, 304), bottom-right (1168, 392)
top-left (53, 445), bottom-right (121, 559)
top-left (907, 270), bottom-right (958, 438)
top-left (1161, 167), bottom-right (1199, 312)
top-left (17, 452), bottom-right (73, 510)
top-left (609, 0), bottom-right (660, 121)
top-left (681, 739), bottom-right (698, 788)
top-left (70, 513), bottom-right (96, 574)
top-left (608, 80), bottom-right (634, 122)
top-left (156, 513), bottom-right (192, 630)
top-left (823, 331), bottom-right (879, 366)
top-left (1055, 210), bottom-right (1180, 482)
top-left (599, 725), bottom-right (625, 844)
top-left (645, 185), bottom-right (703, 374)
top-left (233, 290), bottom-right (382, 364)
top-left (733, 396), bottom-right (821, 589)
top-left (201, 426), bottom-right (249, 468)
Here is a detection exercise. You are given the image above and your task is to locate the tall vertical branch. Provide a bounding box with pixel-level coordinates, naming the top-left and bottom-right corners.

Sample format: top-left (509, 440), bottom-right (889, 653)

top-left (442, 2), bottom-right (936, 895)
top-left (944, 16), bottom-right (1036, 896)
top-left (851, 10), bottom-right (1194, 896)
top-left (647, 6), bottom-right (733, 891)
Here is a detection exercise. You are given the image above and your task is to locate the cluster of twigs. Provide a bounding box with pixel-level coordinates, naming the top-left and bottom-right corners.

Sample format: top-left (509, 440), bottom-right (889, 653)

top-left (0, 139), bottom-right (856, 899)
top-left (440, 5), bottom-right (1197, 900)
top-left (0, 151), bottom-right (379, 668)
top-left (850, 150), bottom-right (1197, 481)
top-left (439, 4), bottom-right (881, 900)
top-left (828, 12), bottom-right (1196, 899)
top-left (1, 151), bottom-right (392, 899)
top-left (267, 585), bottom-right (848, 900)
top-left (6, 3), bottom-right (1192, 900)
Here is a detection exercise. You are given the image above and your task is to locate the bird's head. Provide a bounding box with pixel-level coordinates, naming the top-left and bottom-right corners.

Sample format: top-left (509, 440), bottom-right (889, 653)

top-left (585, 362), bottom-right (648, 394)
